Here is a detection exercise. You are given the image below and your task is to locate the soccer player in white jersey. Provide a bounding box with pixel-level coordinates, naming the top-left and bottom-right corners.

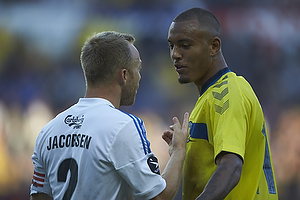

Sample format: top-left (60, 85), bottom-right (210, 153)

top-left (30, 31), bottom-right (189, 200)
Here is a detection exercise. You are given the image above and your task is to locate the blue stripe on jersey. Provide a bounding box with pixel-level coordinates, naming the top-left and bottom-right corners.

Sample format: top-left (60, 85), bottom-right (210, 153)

top-left (123, 112), bottom-right (151, 155)
top-left (262, 123), bottom-right (276, 194)
top-left (189, 122), bottom-right (208, 141)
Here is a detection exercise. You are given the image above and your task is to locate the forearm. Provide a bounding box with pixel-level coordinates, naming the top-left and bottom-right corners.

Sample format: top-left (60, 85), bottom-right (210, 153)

top-left (157, 149), bottom-right (186, 200)
top-left (196, 153), bottom-right (242, 200)
top-left (196, 165), bottom-right (240, 199)
top-left (153, 112), bottom-right (189, 200)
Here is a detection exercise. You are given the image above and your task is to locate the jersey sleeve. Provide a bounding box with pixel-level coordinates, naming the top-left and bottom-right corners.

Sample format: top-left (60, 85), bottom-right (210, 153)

top-left (30, 133), bottom-right (52, 197)
top-left (210, 78), bottom-right (248, 161)
top-left (108, 116), bottom-right (166, 200)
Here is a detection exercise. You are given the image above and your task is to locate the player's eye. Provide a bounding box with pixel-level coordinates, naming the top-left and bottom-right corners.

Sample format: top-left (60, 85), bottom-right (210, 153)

top-left (168, 43), bottom-right (174, 50)
top-left (181, 44), bottom-right (191, 49)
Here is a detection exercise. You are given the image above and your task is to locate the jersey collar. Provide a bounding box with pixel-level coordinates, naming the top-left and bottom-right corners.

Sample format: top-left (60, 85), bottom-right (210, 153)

top-left (200, 67), bottom-right (231, 96)
top-left (78, 98), bottom-right (115, 108)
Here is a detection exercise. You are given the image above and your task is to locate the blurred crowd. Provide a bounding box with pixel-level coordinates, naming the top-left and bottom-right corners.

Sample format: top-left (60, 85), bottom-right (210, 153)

top-left (0, 0), bottom-right (300, 199)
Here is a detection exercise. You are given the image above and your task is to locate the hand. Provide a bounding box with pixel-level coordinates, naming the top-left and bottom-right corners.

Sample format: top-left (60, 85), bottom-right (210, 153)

top-left (162, 112), bottom-right (189, 156)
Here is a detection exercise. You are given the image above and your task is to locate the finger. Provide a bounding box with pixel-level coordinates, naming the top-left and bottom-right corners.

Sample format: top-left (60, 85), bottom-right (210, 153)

top-left (172, 116), bottom-right (179, 124)
top-left (162, 131), bottom-right (173, 144)
top-left (181, 112), bottom-right (190, 131)
top-left (162, 134), bottom-right (171, 144)
top-left (169, 125), bottom-right (174, 131)
top-left (171, 116), bottom-right (181, 130)
top-left (162, 130), bottom-right (173, 140)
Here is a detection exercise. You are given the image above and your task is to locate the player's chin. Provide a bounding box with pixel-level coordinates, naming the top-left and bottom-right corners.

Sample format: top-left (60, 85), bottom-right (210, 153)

top-left (178, 76), bottom-right (191, 84)
top-left (120, 94), bottom-right (136, 106)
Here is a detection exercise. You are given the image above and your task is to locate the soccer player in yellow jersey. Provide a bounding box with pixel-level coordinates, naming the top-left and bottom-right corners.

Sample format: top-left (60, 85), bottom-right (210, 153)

top-left (166, 7), bottom-right (278, 200)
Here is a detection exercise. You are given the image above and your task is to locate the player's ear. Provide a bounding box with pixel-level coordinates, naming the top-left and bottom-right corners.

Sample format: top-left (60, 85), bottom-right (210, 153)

top-left (117, 68), bottom-right (128, 86)
top-left (210, 37), bottom-right (221, 56)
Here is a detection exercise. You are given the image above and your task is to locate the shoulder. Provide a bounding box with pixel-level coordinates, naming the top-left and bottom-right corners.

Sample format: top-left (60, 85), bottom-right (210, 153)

top-left (226, 72), bottom-right (259, 104)
top-left (119, 111), bottom-right (143, 125)
top-left (100, 106), bottom-right (144, 126)
top-left (116, 110), bottom-right (146, 134)
top-left (211, 72), bottom-right (254, 98)
top-left (226, 72), bottom-right (253, 91)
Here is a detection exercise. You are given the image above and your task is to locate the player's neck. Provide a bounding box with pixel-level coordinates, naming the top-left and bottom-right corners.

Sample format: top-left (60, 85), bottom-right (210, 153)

top-left (84, 85), bottom-right (121, 108)
top-left (196, 55), bottom-right (228, 94)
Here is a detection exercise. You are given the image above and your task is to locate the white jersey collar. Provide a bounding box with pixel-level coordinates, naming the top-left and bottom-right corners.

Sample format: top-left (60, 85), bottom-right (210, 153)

top-left (78, 98), bottom-right (115, 108)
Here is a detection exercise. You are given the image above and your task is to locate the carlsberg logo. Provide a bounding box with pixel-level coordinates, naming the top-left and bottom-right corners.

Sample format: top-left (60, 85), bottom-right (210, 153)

top-left (64, 115), bottom-right (84, 129)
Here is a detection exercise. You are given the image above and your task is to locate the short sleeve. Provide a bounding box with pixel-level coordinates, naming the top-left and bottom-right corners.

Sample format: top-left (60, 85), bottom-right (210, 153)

top-left (109, 118), bottom-right (166, 199)
top-left (30, 135), bottom-right (52, 197)
top-left (210, 80), bottom-right (247, 161)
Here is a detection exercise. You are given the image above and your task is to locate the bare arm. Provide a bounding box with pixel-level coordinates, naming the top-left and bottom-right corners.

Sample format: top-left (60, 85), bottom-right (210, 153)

top-left (196, 152), bottom-right (243, 200)
top-left (30, 193), bottom-right (53, 200)
top-left (151, 112), bottom-right (189, 200)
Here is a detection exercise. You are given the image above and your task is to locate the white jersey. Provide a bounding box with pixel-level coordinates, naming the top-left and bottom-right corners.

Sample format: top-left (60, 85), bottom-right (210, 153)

top-left (30, 98), bottom-right (166, 200)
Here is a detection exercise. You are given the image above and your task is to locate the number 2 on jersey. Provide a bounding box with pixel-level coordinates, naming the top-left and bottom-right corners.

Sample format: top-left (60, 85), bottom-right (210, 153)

top-left (57, 158), bottom-right (78, 200)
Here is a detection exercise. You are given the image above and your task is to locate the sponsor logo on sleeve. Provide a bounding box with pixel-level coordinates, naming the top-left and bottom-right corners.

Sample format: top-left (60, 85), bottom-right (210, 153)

top-left (147, 156), bottom-right (160, 175)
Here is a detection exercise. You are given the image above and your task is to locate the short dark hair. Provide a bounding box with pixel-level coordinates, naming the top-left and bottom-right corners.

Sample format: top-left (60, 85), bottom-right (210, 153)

top-left (80, 31), bottom-right (135, 87)
top-left (173, 7), bottom-right (221, 38)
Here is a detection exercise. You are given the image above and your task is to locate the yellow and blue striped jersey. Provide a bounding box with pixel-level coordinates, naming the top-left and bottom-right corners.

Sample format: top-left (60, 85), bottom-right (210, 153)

top-left (183, 68), bottom-right (278, 200)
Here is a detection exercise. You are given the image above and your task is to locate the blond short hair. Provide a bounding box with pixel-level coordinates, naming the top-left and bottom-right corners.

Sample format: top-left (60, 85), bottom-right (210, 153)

top-left (80, 31), bottom-right (135, 87)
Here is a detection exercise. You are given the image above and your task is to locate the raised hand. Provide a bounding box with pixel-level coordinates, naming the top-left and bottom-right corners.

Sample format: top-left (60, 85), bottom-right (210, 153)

top-left (162, 112), bottom-right (189, 156)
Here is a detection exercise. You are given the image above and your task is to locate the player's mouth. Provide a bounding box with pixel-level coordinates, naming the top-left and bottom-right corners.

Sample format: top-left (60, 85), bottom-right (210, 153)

top-left (174, 64), bottom-right (186, 73)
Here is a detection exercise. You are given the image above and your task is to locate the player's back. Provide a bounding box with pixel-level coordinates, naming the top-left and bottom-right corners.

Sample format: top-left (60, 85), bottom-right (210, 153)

top-left (32, 98), bottom-right (140, 199)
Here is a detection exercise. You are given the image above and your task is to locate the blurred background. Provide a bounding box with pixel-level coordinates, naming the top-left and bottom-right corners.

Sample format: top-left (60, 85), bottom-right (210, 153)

top-left (0, 0), bottom-right (300, 199)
